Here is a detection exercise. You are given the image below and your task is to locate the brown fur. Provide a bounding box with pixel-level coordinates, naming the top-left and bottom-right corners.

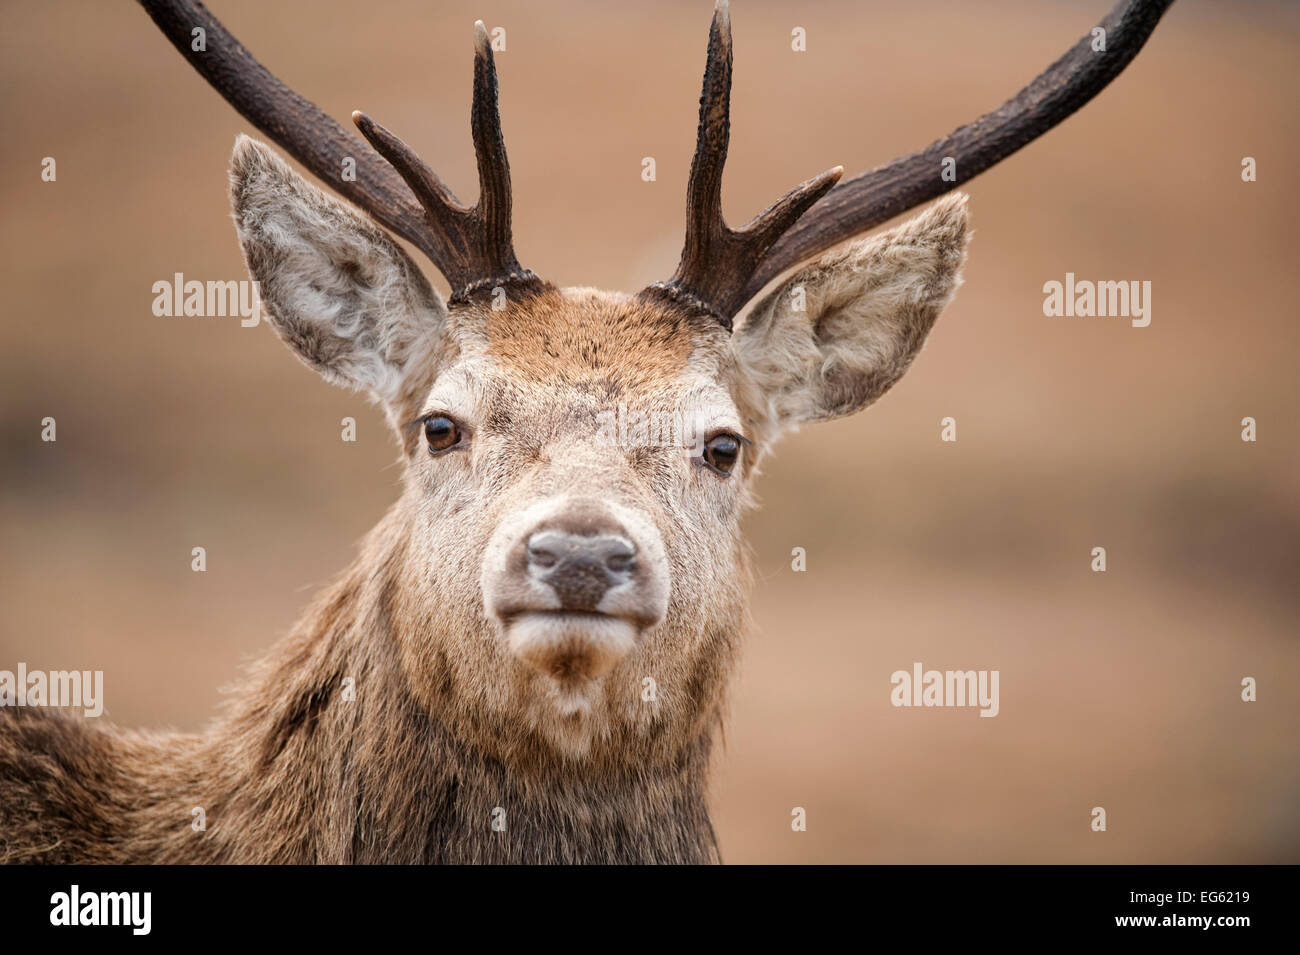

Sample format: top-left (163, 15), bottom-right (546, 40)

top-left (2, 526), bottom-right (718, 864)
top-left (0, 139), bottom-right (967, 865)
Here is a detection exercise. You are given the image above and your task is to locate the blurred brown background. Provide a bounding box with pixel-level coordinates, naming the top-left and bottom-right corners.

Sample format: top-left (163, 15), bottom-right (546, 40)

top-left (1, 0), bottom-right (1296, 863)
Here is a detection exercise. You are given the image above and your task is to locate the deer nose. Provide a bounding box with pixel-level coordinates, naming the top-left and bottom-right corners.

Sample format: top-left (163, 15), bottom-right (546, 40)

top-left (525, 529), bottom-right (636, 612)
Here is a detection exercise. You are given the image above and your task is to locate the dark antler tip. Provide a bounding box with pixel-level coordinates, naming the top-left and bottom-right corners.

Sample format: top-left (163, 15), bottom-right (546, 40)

top-left (710, 13), bottom-right (732, 58)
top-left (807, 165), bottom-right (844, 198)
top-left (797, 165), bottom-right (844, 197)
top-left (805, 165), bottom-right (844, 205)
top-left (351, 111), bottom-right (394, 148)
top-left (350, 110), bottom-right (391, 149)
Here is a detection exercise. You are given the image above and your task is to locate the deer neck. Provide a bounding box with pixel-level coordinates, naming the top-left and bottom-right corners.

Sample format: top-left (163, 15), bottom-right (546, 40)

top-left (184, 523), bottom-right (724, 864)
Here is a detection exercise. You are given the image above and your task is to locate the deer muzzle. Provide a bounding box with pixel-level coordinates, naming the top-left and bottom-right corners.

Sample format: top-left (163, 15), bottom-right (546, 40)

top-left (482, 498), bottom-right (669, 681)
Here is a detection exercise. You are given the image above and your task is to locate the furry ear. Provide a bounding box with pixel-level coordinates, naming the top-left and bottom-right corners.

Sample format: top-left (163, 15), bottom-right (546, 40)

top-left (731, 193), bottom-right (970, 434)
top-left (229, 135), bottom-right (446, 419)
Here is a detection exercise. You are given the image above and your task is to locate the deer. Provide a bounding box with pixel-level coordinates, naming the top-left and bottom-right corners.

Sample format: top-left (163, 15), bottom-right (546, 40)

top-left (0, 0), bottom-right (1172, 864)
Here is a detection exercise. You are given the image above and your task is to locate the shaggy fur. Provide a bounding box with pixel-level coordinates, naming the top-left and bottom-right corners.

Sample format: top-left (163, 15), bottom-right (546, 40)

top-left (0, 138), bottom-right (968, 864)
top-left (733, 193), bottom-right (970, 433)
top-left (230, 137), bottom-right (446, 423)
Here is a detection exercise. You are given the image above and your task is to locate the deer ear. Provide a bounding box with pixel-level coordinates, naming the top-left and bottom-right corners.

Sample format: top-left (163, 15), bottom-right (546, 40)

top-left (732, 193), bottom-right (969, 433)
top-left (229, 135), bottom-right (446, 417)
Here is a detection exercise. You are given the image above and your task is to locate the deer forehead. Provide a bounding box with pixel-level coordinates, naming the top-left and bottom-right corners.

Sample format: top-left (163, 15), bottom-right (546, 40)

top-left (431, 288), bottom-right (743, 429)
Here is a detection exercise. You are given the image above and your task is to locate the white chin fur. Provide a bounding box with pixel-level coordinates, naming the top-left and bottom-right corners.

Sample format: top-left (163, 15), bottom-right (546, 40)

top-left (508, 613), bottom-right (637, 682)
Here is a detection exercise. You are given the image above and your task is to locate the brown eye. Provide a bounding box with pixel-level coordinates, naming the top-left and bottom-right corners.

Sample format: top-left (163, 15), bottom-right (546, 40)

top-left (702, 433), bottom-right (741, 476)
top-left (424, 415), bottom-right (462, 454)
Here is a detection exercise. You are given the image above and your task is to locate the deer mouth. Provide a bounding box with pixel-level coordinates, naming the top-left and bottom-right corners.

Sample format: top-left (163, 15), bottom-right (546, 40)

top-left (504, 610), bottom-right (639, 681)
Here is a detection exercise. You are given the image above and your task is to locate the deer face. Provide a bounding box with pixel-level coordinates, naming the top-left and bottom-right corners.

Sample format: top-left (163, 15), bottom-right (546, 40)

top-left (231, 136), bottom-right (968, 759)
top-left (403, 293), bottom-right (747, 757)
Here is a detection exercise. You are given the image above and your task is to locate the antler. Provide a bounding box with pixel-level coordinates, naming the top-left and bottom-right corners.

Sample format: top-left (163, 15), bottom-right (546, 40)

top-left (137, 0), bottom-right (542, 303)
top-left (645, 0), bottom-right (1176, 326)
top-left (639, 0), bottom-right (843, 328)
top-left (140, 0), bottom-right (1174, 319)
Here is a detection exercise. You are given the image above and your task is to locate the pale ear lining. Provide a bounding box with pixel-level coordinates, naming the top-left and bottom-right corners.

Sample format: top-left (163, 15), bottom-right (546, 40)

top-left (732, 193), bottom-right (970, 430)
top-left (228, 135), bottom-right (447, 415)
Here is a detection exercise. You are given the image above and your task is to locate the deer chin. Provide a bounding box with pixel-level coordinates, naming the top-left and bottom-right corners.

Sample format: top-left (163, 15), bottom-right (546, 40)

top-left (506, 611), bottom-right (639, 684)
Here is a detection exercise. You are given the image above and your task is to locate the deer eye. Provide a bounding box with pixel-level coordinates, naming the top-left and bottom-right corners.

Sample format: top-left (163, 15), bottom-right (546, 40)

top-left (423, 415), bottom-right (463, 454)
top-left (701, 433), bottom-right (741, 476)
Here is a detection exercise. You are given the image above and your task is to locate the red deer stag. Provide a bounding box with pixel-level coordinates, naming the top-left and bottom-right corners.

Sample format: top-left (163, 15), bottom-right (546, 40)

top-left (0, 0), bottom-right (1173, 863)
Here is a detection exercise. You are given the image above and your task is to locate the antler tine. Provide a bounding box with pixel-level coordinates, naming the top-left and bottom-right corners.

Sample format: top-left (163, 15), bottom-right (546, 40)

top-left (469, 20), bottom-right (526, 288)
top-left (351, 111), bottom-right (476, 276)
top-left (680, 0), bottom-right (733, 269)
top-left (351, 113), bottom-right (466, 215)
top-left (355, 20), bottom-right (539, 301)
top-left (644, 0), bottom-right (1172, 327)
top-left (739, 165), bottom-right (846, 254)
top-left (139, 0), bottom-right (542, 305)
top-left (738, 0), bottom-right (1176, 305)
top-left (643, 0), bottom-right (842, 328)
top-left (354, 21), bottom-right (536, 301)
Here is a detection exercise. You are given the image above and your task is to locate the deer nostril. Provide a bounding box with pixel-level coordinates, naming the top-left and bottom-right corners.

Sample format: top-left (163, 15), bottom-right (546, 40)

top-left (605, 553), bottom-right (634, 574)
top-left (526, 538), bottom-right (560, 569)
top-left (602, 540), bottom-right (636, 576)
top-left (524, 530), bottom-right (638, 611)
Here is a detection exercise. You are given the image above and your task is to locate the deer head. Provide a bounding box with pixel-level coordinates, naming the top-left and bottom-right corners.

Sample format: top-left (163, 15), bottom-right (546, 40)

top-left (140, 0), bottom-right (1173, 764)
